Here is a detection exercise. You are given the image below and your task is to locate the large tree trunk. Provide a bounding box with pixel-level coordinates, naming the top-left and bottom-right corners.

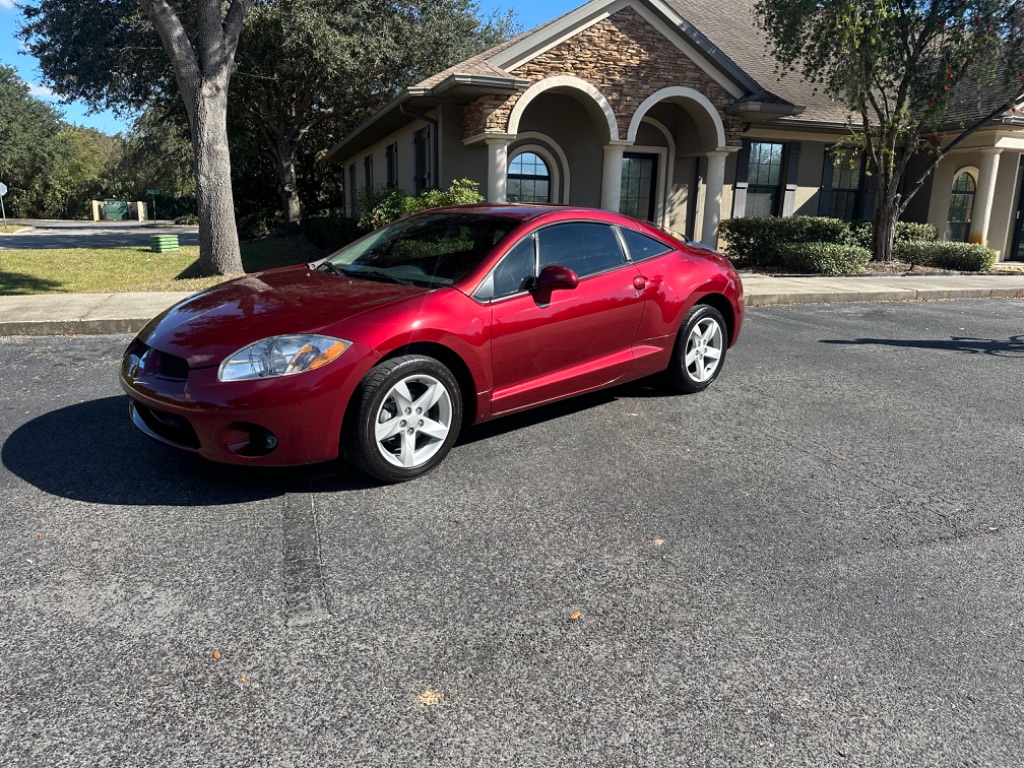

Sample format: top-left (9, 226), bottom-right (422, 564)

top-left (142, 0), bottom-right (248, 277)
top-left (873, 199), bottom-right (898, 263)
top-left (191, 82), bottom-right (244, 275)
top-left (275, 139), bottom-right (302, 232)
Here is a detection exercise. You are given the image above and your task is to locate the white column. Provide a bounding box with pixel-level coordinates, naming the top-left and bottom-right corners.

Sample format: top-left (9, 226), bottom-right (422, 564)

top-left (485, 137), bottom-right (511, 203)
top-left (601, 142), bottom-right (632, 212)
top-left (969, 148), bottom-right (1002, 246)
top-left (701, 150), bottom-right (729, 247)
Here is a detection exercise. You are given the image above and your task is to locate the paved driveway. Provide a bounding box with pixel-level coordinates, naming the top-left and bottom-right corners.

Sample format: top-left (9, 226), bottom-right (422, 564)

top-left (1, 299), bottom-right (1022, 766)
top-left (0, 220), bottom-right (200, 249)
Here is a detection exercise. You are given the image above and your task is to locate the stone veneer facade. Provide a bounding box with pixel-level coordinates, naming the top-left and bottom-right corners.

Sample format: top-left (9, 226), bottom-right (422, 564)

top-left (463, 6), bottom-right (744, 145)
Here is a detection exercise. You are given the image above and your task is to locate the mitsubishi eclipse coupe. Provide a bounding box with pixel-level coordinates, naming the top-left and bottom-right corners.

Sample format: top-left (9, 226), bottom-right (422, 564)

top-left (120, 204), bottom-right (744, 483)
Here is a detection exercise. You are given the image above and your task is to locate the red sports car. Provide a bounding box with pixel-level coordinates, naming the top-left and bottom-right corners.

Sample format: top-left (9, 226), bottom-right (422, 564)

top-left (120, 204), bottom-right (743, 482)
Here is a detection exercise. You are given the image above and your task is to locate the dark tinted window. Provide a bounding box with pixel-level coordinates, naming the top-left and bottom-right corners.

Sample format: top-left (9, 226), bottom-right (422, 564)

top-left (327, 213), bottom-right (513, 287)
top-left (619, 228), bottom-right (673, 262)
top-left (537, 222), bottom-right (625, 277)
top-left (491, 237), bottom-right (536, 298)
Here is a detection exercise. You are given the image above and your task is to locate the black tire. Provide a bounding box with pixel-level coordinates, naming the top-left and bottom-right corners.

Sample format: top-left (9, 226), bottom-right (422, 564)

top-left (342, 355), bottom-right (462, 483)
top-left (667, 304), bottom-right (728, 394)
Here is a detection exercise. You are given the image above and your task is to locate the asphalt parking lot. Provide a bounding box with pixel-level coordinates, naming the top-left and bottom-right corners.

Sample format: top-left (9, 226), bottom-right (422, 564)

top-left (1, 299), bottom-right (1022, 767)
top-left (0, 220), bottom-right (200, 249)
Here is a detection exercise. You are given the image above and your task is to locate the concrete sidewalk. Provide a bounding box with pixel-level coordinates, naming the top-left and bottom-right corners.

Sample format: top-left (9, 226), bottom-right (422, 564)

top-left (1, 272), bottom-right (1023, 336)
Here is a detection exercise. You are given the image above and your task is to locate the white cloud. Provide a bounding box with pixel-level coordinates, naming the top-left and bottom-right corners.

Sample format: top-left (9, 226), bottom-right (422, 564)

top-left (0, 0), bottom-right (18, 10)
top-left (29, 83), bottom-right (56, 99)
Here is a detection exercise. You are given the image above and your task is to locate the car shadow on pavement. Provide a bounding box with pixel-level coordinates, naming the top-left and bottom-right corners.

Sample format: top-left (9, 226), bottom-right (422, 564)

top-left (456, 376), bottom-right (674, 446)
top-left (822, 335), bottom-right (1024, 357)
top-left (1, 396), bottom-right (361, 505)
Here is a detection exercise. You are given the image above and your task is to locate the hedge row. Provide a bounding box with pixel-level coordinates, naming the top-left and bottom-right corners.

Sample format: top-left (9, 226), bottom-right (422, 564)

top-left (895, 241), bottom-right (998, 272)
top-left (847, 220), bottom-right (938, 248)
top-left (718, 216), bottom-right (850, 266)
top-left (718, 215), bottom-right (996, 273)
top-left (775, 243), bottom-right (873, 275)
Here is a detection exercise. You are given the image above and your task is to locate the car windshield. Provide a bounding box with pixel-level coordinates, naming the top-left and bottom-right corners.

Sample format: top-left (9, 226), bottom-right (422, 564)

top-left (325, 213), bottom-right (516, 287)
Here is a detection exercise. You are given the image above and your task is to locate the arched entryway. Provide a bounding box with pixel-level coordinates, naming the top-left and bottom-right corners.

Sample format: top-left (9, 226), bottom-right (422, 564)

top-left (626, 86), bottom-right (732, 243)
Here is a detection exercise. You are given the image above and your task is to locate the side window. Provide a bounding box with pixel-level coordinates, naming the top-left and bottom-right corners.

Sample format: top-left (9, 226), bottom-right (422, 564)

top-left (537, 222), bottom-right (625, 278)
top-left (619, 228), bottom-right (673, 262)
top-left (491, 237), bottom-right (536, 298)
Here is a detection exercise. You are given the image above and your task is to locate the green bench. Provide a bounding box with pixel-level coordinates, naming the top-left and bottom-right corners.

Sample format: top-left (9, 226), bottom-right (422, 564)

top-left (150, 234), bottom-right (180, 253)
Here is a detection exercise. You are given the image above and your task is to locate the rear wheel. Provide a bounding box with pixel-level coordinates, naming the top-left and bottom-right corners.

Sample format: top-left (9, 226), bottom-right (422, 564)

top-left (343, 355), bottom-right (462, 483)
top-left (667, 304), bottom-right (727, 393)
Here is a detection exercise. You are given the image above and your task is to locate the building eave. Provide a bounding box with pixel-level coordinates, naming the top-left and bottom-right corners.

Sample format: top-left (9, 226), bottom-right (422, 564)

top-left (325, 75), bottom-right (529, 163)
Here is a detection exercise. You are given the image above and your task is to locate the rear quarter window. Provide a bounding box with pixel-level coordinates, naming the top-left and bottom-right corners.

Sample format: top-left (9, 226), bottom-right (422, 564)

top-left (619, 228), bottom-right (674, 262)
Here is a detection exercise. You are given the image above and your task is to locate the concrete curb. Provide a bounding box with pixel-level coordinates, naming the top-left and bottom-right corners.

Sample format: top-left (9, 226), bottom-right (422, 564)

top-left (745, 286), bottom-right (1024, 306)
top-left (0, 318), bottom-right (150, 336)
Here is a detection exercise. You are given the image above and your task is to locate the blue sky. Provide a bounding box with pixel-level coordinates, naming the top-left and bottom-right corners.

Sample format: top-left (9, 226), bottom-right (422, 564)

top-left (0, 0), bottom-right (131, 134)
top-left (0, 0), bottom-right (580, 136)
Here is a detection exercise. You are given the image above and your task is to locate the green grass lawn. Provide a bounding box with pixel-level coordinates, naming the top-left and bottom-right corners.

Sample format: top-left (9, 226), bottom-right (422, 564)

top-left (0, 237), bottom-right (327, 295)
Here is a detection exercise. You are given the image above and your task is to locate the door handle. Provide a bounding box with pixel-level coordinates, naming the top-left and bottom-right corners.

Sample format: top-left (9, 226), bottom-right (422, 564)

top-left (632, 275), bottom-right (648, 290)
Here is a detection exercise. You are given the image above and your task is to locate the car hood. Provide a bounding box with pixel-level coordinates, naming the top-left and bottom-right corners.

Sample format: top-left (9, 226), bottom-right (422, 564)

top-left (137, 265), bottom-right (426, 368)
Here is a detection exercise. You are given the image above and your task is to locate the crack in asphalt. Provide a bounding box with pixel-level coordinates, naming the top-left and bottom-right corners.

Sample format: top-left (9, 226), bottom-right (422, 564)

top-left (281, 479), bottom-right (331, 627)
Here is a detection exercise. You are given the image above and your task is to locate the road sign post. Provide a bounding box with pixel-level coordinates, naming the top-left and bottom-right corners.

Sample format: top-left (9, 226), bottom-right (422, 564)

top-left (147, 189), bottom-right (160, 221)
top-left (0, 182), bottom-right (8, 233)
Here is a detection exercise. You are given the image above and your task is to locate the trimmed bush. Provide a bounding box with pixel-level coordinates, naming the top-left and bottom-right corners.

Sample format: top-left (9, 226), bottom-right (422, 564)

top-left (894, 241), bottom-right (997, 271)
top-left (848, 220), bottom-right (939, 248)
top-left (174, 213), bottom-right (198, 225)
top-left (897, 221), bottom-right (939, 242)
top-left (775, 242), bottom-right (872, 275)
top-left (302, 215), bottom-right (365, 250)
top-left (719, 215), bottom-right (851, 265)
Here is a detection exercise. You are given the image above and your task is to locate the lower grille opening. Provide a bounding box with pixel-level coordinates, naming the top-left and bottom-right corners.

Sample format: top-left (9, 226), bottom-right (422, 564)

top-left (131, 401), bottom-right (201, 450)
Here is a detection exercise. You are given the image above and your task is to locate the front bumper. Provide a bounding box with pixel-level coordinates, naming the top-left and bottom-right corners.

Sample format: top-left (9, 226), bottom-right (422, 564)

top-left (119, 339), bottom-right (380, 466)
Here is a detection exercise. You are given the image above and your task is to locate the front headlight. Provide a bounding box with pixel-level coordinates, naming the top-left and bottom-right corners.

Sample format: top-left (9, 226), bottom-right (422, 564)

top-left (218, 335), bottom-right (352, 382)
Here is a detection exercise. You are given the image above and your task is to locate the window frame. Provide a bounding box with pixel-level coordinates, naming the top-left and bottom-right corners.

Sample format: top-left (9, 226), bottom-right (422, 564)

top-left (507, 150), bottom-right (552, 204)
top-left (385, 142), bottom-right (399, 188)
top-left (745, 141), bottom-right (786, 217)
top-left (474, 220), bottom-right (630, 303)
top-left (946, 169), bottom-right (977, 243)
top-left (363, 154), bottom-right (374, 191)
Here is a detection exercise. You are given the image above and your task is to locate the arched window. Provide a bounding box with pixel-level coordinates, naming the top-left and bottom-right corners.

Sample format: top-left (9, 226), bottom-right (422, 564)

top-left (946, 172), bottom-right (976, 242)
top-left (508, 152), bottom-right (551, 203)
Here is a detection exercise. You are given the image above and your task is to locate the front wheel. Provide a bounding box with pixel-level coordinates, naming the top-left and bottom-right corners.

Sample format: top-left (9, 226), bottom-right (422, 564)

top-left (343, 355), bottom-right (462, 483)
top-left (667, 304), bottom-right (727, 393)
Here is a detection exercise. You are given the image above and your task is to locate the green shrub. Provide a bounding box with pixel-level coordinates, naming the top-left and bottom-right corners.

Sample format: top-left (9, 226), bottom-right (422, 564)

top-left (174, 213), bottom-right (199, 225)
top-left (897, 221), bottom-right (939, 242)
top-left (848, 220), bottom-right (938, 248)
top-left (358, 179), bottom-right (485, 230)
top-left (719, 215), bottom-right (851, 266)
top-left (894, 241), bottom-right (997, 271)
top-left (302, 215), bottom-right (365, 250)
top-left (776, 242), bottom-right (872, 275)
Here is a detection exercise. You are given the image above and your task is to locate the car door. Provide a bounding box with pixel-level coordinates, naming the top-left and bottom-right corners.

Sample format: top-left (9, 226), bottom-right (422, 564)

top-left (487, 221), bottom-right (644, 414)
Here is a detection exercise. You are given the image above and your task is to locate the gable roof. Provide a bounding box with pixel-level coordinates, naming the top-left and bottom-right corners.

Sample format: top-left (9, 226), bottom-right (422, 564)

top-left (329, 0), bottom-right (1021, 162)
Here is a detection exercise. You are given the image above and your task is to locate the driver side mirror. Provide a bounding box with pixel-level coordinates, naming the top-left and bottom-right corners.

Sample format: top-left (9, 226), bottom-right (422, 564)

top-left (533, 264), bottom-right (579, 293)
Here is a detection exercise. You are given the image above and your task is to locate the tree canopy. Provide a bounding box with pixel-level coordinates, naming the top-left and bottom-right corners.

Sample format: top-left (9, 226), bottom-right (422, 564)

top-left (0, 66), bottom-right (117, 218)
top-left (230, 0), bottom-right (516, 228)
top-left (21, 0), bottom-right (253, 275)
top-left (756, 0), bottom-right (1024, 259)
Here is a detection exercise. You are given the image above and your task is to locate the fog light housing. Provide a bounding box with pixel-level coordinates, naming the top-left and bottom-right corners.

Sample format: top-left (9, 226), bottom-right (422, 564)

top-left (226, 423), bottom-right (279, 457)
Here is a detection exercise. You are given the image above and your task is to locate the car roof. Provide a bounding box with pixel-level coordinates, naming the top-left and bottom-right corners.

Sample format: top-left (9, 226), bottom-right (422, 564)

top-left (418, 203), bottom-right (661, 231)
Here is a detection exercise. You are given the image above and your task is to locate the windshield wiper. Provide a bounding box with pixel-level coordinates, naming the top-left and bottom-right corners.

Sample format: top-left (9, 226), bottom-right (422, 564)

top-left (312, 259), bottom-right (344, 276)
top-left (342, 267), bottom-right (417, 286)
